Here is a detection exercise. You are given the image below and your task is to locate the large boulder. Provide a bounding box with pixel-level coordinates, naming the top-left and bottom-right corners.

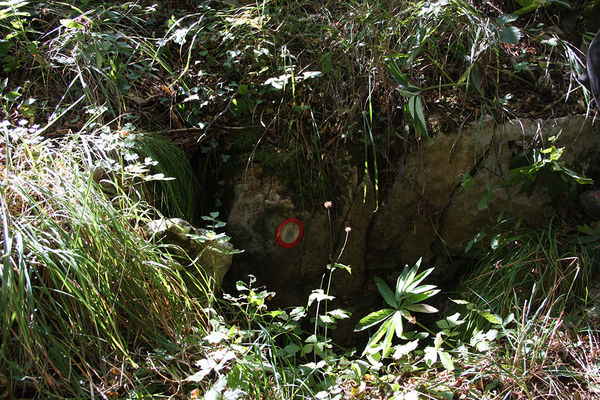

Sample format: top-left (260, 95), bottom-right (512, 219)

top-left (144, 218), bottom-right (234, 286)
top-left (223, 115), bottom-right (600, 308)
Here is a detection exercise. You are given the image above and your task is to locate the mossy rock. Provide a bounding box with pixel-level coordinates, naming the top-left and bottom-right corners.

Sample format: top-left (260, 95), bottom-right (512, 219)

top-left (230, 146), bottom-right (330, 208)
top-left (228, 128), bottom-right (264, 154)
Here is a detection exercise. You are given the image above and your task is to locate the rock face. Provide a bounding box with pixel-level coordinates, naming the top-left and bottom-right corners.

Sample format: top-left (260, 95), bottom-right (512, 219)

top-left (223, 115), bottom-right (600, 317)
top-left (225, 160), bottom-right (375, 307)
top-left (144, 218), bottom-right (234, 286)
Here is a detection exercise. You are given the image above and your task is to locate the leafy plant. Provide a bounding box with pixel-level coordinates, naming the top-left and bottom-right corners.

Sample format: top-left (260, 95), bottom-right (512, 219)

top-left (389, 60), bottom-right (429, 140)
top-left (504, 143), bottom-right (592, 197)
top-left (355, 259), bottom-right (439, 360)
top-left (514, 0), bottom-right (572, 16)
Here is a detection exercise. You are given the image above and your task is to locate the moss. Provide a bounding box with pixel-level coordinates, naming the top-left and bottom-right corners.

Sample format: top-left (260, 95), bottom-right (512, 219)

top-left (230, 146), bottom-right (329, 209)
top-left (228, 128), bottom-right (265, 154)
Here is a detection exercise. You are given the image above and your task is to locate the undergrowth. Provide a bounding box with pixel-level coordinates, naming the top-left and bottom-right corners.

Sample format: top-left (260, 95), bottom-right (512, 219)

top-left (0, 0), bottom-right (589, 206)
top-left (1, 1), bottom-right (598, 399)
top-left (0, 122), bottom-right (210, 398)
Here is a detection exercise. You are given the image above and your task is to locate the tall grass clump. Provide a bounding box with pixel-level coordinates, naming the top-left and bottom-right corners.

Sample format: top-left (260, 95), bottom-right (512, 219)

top-left (464, 222), bottom-right (591, 316)
top-left (118, 130), bottom-right (201, 223)
top-left (0, 122), bottom-right (209, 398)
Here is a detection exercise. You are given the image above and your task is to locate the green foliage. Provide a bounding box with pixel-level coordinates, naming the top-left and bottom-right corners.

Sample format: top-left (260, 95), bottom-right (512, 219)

top-left (0, 122), bottom-right (210, 398)
top-left (126, 130), bottom-right (200, 222)
top-left (355, 259), bottom-right (439, 360)
top-left (463, 221), bottom-right (590, 318)
top-left (504, 143), bottom-right (592, 197)
top-left (389, 60), bottom-right (428, 139)
top-left (514, 0), bottom-right (572, 16)
top-left (1, 1), bottom-right (597, 398)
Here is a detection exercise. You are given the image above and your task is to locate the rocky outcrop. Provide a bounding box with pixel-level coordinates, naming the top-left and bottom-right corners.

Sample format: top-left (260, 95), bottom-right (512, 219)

top-left (144, 218), bottom-right (234, 286)
top-left (225, 157), bottom-right (375, 307)
top-left (223, 115), bottom-right (600, 311)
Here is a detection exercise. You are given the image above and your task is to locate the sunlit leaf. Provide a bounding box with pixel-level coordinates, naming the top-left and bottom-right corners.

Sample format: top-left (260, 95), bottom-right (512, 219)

top-left (392, 339), bottom-right (419, 359)
top-left (328, 309), bottom-right (351, 319)
top-left (307, 289), bottom-right (334, 307)
top-left (375, 277), bottom-right (397, 308)
top-left (60, 18), bottom-right (84, 29)
top-left (405, 303), bottom-right (438, 314)
top-left (439, 351), bottom-right (454, 371)
top-left (355, 308), bottom-right (394, 331)
top-left (499, 26), bottom-right (521, 44)
top-left (478, 311), bottom-right (501, 324)
top-left (424, 346), bottom-right (437, 367)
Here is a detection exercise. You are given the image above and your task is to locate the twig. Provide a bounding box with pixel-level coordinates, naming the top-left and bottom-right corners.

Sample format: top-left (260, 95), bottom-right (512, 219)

top-left (198, 93), bottom-right (236, 142)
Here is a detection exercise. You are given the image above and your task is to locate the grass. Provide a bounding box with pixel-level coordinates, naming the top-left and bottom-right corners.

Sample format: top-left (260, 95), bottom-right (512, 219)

top-left (0, 123), bottom-right (210, 398)
top-left (463, 221), bottom-right (592, 316)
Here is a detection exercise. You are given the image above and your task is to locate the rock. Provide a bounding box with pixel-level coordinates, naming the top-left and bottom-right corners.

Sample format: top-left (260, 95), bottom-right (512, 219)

top-left (225, 159), bottom-right (375, 307)
top-left (223, 115), bottom-right (600, 313)
top-left (581, 190), bottom-right (600, 219)
top-left (144, 218), bottom-right (234, 286)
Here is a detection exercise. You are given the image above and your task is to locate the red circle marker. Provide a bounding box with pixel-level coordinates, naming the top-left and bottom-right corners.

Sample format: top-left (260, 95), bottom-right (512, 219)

top-left (276, 218), bottom-right (303, 248)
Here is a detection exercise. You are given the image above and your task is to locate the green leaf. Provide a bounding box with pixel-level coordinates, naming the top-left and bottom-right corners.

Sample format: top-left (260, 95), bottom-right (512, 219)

top-left (434, 332), bottom-right (444, 349)
top-left (461, 171), bottom-right (475, 191)
top-left (327, 308), bottom-right (351, 319)
top-left (329, 262), bottom-right (352, 274)
top-left (305, 334), bottom-right (319, 343)
top-left (392, 310), bottom-right (404, 337)
top-left (320, 53), bottom-right (332, 74)
top-left (375, 277), bottom-right (397, 308)
top-left (450, 299), bottom-right (469, 305)
top-left (413, 95), bottom-right (428, 138)
top-left (439, 351), bottom-right (454, 371)
top-left (496, 14), bottom-right (519, 25)
top-left (396, 263), bottom-right (419, 296)
top-left (354, 308), bottom-right (394, 331)
top-left (479, 311), bottom-right (501, 324)
top-left (436, 313), bottom-right (465, 330)
top-left (381, 314), bottom-right (398, 357)
top-left (541, 37), bottom-right (558, 47)
top-left (283, 343), bottom-right (300, 356)
top-left (424, 346), bottom-right (437, 367)
top-left (499, 26), bottom-right (521, 44)
top-left (363, 316), bottom-right (394, 355)
top-left (404, 303), bottom-right (438, 314)
top-left (301, 71), bottom-right (322, 80)
top-left (307, 289), bottom-right (334, 308)
top-left (465, 232), bottom-right (486, 253)
top-left (402, 289), bottom-right (440, 305)
top-left (60, 18), bottom-right (84, 29)
top-left (490, 234), bottom-right (501, 250)
top-left (392, 339), bottom-right (419, 359)
top-left (477, 195), bottom-right (488, 210)
top-left (403, 267), bottom-right (434, 293)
